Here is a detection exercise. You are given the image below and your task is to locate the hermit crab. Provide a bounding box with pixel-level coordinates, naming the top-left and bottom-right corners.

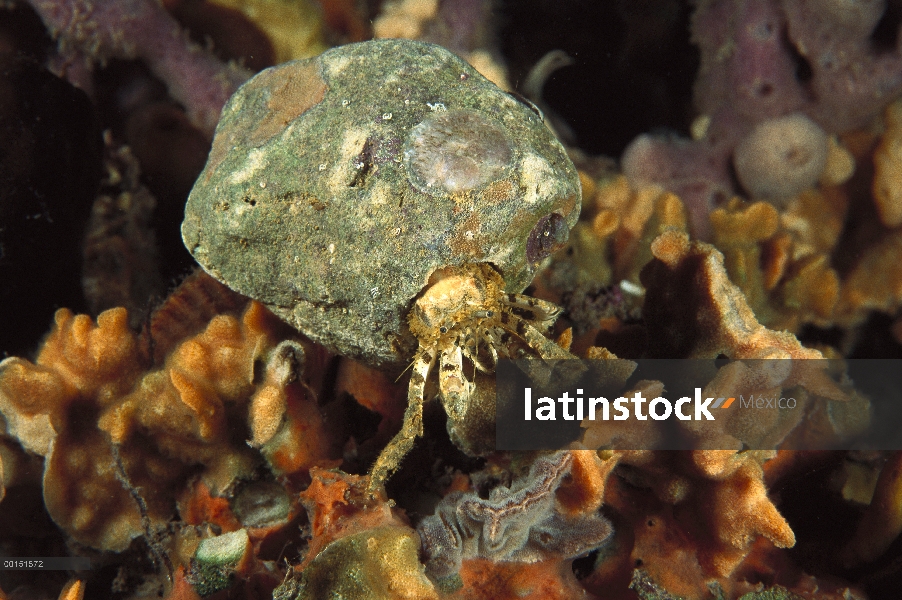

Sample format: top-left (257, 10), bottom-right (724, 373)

top-left (182, 39), bottom-right (581, 490)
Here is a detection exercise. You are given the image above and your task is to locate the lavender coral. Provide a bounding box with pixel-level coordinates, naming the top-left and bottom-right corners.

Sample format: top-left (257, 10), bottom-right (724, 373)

top-left (26, 0), bottom-right (249, 135)
top-left (622, 0), bottom-right (902, 235)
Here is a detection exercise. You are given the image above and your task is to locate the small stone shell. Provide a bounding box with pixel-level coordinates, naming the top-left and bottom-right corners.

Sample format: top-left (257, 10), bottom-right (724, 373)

top-left (182, 39), bottom-right (581, 369)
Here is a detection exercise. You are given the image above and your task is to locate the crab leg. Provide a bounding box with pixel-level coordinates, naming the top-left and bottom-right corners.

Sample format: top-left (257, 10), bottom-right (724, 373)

top-left (461, 323), bottom-right (503, 373)
top-left (462, 341), bottom-right (496, 374)
top-left (499, 313), bottom-right (583, 384)
top-left (502, 293), bottom-right (563, 328)
top-left (498, 313), bottom-right (572, 360)
top-left (439, 345), bottom-right (470, 425)
top-left (368, 349), bottom-right (435, 494)
top-left (460, 324), bottom-right (480, 357)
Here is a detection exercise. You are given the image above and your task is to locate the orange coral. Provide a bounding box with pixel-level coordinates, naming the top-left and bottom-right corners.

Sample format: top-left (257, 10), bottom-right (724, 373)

top-left (582, 449), bottom-right (796, 599)
top-left (572, 231), bottom-right (852, 454)
top-left (837, 227), bottom-right (902, 321)
top-left (98, 300), bottom-right (335, 488)
top-left (0, 308), bottom-right (150, 550)
top-left (57, 580), bottom-right (84, 600)
top-left (708, 192), bottom-right (846, 331)
top-left (166, 567), bottom-right (203, 600)
top-left (567, 142), bottom-right (902, 341)
top-left (872, 98), bottom-right (902, 227)
top-left (587, 174), bottom-right (688, 285)
top-left (141, 269), bottom-right (250, 364)
top-left (642, 230), bottom-right (833, 362)
top-left (0, 299), bottom-right (336, 551)
top-left (373, 0), bottom-right (439, 40)
top-left (335, 357), bottom-right (407, 437)
top-left (453, 559), bottom-right (592, 600)
top-left (177, 480), bottom-right (242, 533)
top-left (297, 467), bottom-right (404, 568)
top-left (695, 456), bottom-right (796, 575)
top-left (556, 449), bottom-right (614, 517)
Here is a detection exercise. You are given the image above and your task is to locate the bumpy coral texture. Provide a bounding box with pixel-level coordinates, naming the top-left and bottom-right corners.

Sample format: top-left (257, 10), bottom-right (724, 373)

top-left (0, 308), bottom-right (148, 551)
top-left (543, 227), bottom-right (874, 596)
top-left (0, 293), bottom-right (334, 551)
top-left (559, 163), bottom-right (885, 343)
top-left (580, 98), bottom-right (902, 339)
top-left (578, 450), bottom-right (796, 598)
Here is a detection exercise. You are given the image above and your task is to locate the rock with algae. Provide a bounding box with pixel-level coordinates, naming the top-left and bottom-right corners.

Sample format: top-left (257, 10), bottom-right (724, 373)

top-left (182, 38), bottom-right (581, 369)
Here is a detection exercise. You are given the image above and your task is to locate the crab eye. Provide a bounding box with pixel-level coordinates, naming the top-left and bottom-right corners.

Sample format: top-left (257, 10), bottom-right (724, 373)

top-left (439, 326), bottom-right (448, 333)
top-left (526, 213), bottom-right (569, 265)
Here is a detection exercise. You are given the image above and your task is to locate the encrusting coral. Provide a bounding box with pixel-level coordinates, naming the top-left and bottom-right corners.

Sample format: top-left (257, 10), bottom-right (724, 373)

top-left (579, 450), bottom-right (797, 599)
top-left (557, 229), bottom-right (874, 597)
top-left (0, 277), bottom-right (335, 552)
top-left (558, 159), bottom-right (887, 342)
top-left (0, 307), bottom-right (149, 551)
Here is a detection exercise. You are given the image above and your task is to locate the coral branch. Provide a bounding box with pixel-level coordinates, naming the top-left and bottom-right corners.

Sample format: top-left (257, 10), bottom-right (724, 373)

top-left (27, 0), bottom-right (249, 135)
